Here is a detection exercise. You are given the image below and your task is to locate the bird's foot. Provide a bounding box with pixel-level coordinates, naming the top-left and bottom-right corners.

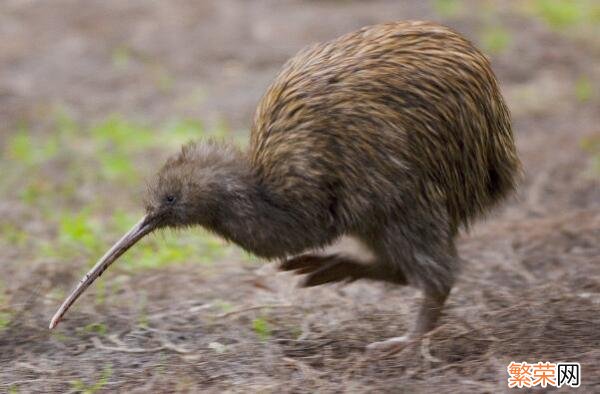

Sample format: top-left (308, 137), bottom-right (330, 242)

top-left (366, 335), bottom-right (417, 357)
top-left (279, 254), bottom-right (365, 287)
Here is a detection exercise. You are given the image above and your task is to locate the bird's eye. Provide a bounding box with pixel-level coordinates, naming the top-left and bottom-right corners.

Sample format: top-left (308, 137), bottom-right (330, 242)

top-left (164, 195), bottom-right (176, 204)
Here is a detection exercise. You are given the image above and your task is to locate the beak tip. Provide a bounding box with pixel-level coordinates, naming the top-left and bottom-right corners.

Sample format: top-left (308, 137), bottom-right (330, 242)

top-left (49, 315), bottom-right (60, 330)
top-left (48, 215), bottom-right (152, 329)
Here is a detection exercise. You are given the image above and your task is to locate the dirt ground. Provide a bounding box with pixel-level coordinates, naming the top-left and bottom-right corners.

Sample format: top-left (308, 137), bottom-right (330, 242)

top-left (1, 0), bottom-right (599, 392)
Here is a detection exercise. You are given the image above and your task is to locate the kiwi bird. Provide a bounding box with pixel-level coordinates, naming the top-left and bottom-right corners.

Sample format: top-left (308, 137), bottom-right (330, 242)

top-left (50, 21), bottom-right (519, 352)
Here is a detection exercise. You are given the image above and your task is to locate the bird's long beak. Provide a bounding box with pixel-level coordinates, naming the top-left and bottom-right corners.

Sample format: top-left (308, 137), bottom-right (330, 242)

top-left (49, 215), bottom-right (155, 329)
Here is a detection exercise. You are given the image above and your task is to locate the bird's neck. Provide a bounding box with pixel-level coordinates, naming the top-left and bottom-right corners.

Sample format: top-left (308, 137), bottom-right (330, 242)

top-left (207, 175), bottom-right (293, 259)
top-left (208, 168), bottom-right (329, 259)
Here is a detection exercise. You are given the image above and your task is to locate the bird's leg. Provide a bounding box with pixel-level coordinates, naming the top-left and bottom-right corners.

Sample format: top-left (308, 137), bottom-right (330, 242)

top-left (414, 287), bottom-right (450, 335)
top-left (280, 253), bottom-right (407, 287)
top-left (366, 286), bottom-right (450, 355)
top-left (282, 252), bottom-right (450, 355)
top-left (362, 215), bottom-right (458, 355)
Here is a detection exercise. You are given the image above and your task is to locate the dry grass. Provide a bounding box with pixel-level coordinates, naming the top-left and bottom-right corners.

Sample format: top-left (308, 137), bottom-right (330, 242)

top-left (1, 0), bottom-right (599, 392)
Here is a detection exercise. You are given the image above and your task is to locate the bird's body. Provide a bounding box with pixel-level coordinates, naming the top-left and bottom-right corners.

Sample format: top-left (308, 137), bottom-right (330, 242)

top-left (254, 21), bottom-right (517, 230)
top-left (51, 21), bottom-right (520, 352)
top-left (246, 21), bottom-right (518, 290)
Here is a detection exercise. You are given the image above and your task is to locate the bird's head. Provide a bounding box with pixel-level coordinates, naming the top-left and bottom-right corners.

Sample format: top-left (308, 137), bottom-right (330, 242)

top-left (50, 140), bottom-right (247, 329)
top-left (144, 140), bottom-right (246, 229)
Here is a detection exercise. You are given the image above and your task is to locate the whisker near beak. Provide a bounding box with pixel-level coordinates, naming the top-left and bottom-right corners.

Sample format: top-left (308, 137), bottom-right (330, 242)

top-left (49, 215), bottom-right (155, 329)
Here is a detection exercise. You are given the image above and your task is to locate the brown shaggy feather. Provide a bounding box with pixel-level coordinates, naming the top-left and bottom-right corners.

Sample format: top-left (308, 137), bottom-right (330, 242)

top-left (145, 21), bottom-right (520, 342)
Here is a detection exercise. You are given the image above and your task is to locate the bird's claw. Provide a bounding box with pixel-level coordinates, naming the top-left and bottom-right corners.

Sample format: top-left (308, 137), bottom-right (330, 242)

top-left (366, 335), bottom-right (416, 358)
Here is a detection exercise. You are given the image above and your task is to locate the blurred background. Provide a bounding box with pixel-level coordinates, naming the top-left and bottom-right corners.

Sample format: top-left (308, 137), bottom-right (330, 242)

top-left (1, 0), bottom-right (599, 392)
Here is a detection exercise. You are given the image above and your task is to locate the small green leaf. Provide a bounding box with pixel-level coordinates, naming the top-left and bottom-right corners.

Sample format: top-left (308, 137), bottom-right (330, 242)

top-left (481, 26), bottom-right (511, 55)
top-left (434, 0), bottom-right (463, 18)
top-left (0, 311), bottom-right (12, 331)
top-left (575, 76), bottom-right (593, 102)
top-left (69, 364), bottom-right (112, 394)
top-left (7, 131), bottom-right (34, 163)
top-left (83, 322), bottom-right (108, 336)
top-left (112, 46), bottom-right (132, 69)
top-left (252, 317), bottom-right (272, 341)
top-left (534, 0), bottom-right (585, 29)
